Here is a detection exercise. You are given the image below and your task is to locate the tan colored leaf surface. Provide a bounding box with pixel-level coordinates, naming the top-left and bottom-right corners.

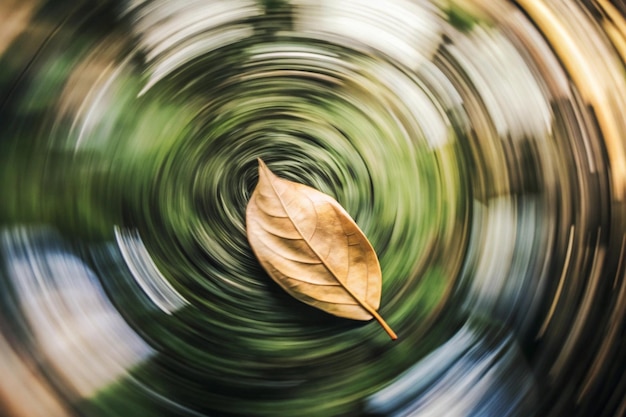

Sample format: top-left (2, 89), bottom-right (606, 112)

top-left (246, 159), bottom-right (397, 340)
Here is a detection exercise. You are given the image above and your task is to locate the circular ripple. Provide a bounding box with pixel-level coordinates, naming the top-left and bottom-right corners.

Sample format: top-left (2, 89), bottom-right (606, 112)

top-left (0, 1), bottom-right (625, 417)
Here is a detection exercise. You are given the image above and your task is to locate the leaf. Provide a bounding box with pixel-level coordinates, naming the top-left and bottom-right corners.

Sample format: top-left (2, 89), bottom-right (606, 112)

top-left (246, 159), bottom-right (397, 340)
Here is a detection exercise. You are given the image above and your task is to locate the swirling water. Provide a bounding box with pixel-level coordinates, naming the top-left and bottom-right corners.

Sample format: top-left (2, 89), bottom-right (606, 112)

top-left (0, 1), bottom-right (625, 416)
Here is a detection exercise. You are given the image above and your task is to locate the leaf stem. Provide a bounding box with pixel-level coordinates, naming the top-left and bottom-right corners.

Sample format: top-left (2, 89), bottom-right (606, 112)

top-left (370, 310), bottom-right (398, 340)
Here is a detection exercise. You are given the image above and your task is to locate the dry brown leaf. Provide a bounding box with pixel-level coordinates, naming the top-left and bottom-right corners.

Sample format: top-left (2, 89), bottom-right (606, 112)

top-left (246, 159), bottom-right (397, 340)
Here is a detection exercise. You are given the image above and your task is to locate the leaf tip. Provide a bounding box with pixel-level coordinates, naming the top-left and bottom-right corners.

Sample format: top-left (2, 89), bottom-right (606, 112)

top-left (256, 158), bottom-right (271, 179)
